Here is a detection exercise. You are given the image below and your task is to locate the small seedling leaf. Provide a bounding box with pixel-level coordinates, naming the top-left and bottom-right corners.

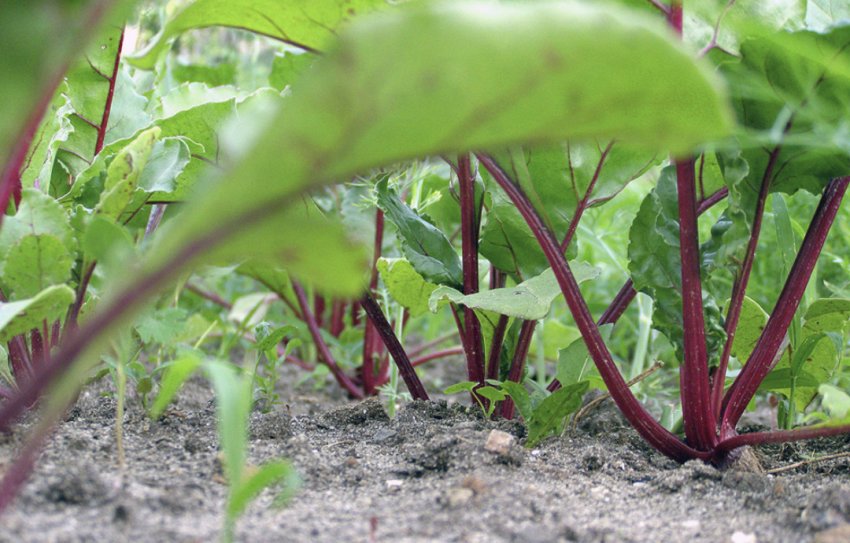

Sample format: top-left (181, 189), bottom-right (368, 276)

top-left (149, 352), bottom-right (202, 420)
top-left (526, 381), bottom-right (589, 448)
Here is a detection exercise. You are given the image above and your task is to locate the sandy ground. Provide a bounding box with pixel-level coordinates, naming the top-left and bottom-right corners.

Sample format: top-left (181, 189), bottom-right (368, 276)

top-left (2, 374), bottom-right (850, 543)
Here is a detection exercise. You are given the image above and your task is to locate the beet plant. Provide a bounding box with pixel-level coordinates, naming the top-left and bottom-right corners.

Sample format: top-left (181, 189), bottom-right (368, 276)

top-left (2, 0), bottom-right (850, 519)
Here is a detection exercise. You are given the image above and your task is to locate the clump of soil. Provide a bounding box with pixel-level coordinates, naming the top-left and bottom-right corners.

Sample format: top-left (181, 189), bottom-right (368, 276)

top-left (1, 378), bottom-right (850, 543)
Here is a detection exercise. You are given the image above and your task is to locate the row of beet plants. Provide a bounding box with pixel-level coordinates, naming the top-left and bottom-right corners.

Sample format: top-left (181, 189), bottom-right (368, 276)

top-left (2, 0), bottom-right (850, 522)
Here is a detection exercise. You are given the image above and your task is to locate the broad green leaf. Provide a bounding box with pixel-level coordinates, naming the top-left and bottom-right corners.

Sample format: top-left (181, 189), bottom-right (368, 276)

top-left (375, 178), bottom-right (463, 288)
top-left (103, 66), bottom-right (153, 145)
top-left (724, 27), bottom-right (850, 195)
top-left (0, 285), bottom-right (75, 343)
top-left (0, 189), bottom-right (75, 262)
top-left (376, 258), bottom-right (438, 317)
top-left (628, 168), bottom-right (727, 363)
top-left (65, 89), bottom-right (274, 205)
top-left (758, 368), bottom-right (823, 390)
top-left (481, 142), bottom-right (656, 279)
top-left (149, 351), bottom-right (203, 420)
top-left (526, 381), bottom-right (589, 448)
top-left (53, 26), bottom-right (126, 181)
top-left (729, 296), bottom-right (769, 364)
top-left (3, 235), bottom-right (74, 299)
top-left (135, 307), bottom-right (189, 345)
top-left (428, 263), bottom-right (599, 321)
top-left (0, 188), bottom-right (76, 299)
top-left (129, 0), bottom-right (390, 69)
top-left (136, 138), bottom-right (191, 194)
top-left (145, 1), bottom-right (730, 299)
top-left (82, 215), bottom-right (135, 263)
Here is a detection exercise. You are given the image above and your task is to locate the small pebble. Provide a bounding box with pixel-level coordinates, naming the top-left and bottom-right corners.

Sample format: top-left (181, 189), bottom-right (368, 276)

top-left (385, 479), bottom-right (403, 492)
top-left (446, 487), bottom-right (474, 508)
top-left (730, 531), bottom-right (756, 543)
top-left (484, 429), bottom-right (515, 456)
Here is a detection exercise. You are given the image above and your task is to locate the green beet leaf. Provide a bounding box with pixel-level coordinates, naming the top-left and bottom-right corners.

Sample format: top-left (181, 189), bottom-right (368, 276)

top-left (481, 142), bottom-right (656, 279)
top-left (95, 127), bottom-right (160, 220)
top-left (428, 262), bottom-right (599, 321)
top-left (376, 258), bottom-right (439, 318)
top-left (766, 299), bottom-right (850, 411)
top-left (375, 178), bottom-right (463, 288)
top-left (145, 1), bottom-right (730, 299)
top-left (129, 0), bottom-right (391, 69)
top-left (0, 285), bottom-right (75, 344)
top-left (3, 235), bottom-right (74, 299)
top-left (526, 381), bottom-right (589, 448)
top-left (0, 189), bottom-right (76, 298)
top-left (628, 167), bottom-right (727, 364)
top-left (723, 27), bottom-right (850, 196)
top-left (556, 324), bottom-right (613, 391)
top-left (728, 296), bottom-right (769, 365)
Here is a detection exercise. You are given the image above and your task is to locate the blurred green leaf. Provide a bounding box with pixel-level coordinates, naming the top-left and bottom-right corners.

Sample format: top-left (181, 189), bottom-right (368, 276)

top-left (228, 460), bottom-right (299, 520)
top-left (135, 307), bottom-right (188, 345)
top-left (149, 351), bottom-right (202, 420)
top-left (269, 52), bottom-right (313, 90)
top-left (0, 1), bottom-right (130, 162)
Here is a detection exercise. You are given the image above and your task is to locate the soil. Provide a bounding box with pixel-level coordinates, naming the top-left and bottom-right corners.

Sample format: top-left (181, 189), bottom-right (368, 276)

top-left (2, 370), bottom-right (850, 543)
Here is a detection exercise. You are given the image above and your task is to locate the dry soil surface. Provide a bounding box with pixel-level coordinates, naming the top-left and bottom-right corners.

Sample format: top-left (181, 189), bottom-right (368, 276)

top-left (2, 379), bottom-right (850, 543)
